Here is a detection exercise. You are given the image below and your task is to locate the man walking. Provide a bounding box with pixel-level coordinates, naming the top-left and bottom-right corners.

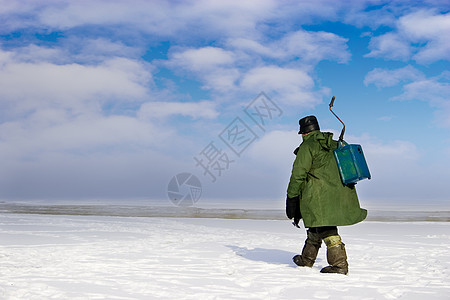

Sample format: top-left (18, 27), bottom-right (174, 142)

top-left (286, 115), bottom-right (367, 275)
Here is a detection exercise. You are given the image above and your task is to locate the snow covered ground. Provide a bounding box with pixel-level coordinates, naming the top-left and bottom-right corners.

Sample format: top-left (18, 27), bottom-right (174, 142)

top-left (0, 213), bottom-right (449, 299)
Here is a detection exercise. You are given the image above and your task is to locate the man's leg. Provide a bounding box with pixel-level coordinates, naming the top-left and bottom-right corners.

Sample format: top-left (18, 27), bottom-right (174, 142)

top-left (318, 227), bottom-right (348, 275)
top-left (293, 228), bottom-right (322, 267)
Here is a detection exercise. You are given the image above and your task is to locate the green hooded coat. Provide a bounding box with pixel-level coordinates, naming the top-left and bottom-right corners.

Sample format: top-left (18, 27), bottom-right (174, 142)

top-left (287, 130), bottom-right (367, 228)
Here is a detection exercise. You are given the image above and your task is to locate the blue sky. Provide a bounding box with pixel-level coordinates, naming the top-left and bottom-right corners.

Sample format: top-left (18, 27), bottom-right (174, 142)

top-left (0, 0), bottom-right (449, 208)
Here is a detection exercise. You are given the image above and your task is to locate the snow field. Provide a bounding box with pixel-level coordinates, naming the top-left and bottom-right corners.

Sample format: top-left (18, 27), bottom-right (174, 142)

top-left (0, 214), bottom-right (449, 299)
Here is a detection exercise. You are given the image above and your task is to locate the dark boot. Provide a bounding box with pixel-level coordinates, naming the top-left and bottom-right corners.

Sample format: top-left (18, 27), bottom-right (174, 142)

top-left (320, 235), bottom-right (348, 275)
top-left (293, 231), bottom-right (321, 267)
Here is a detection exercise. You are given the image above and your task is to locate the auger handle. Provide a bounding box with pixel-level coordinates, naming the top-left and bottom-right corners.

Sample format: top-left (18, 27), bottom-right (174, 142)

top-left (329, 96), bottom-right (345, 142)
top-left (329, 96), bottom-right (335, 108)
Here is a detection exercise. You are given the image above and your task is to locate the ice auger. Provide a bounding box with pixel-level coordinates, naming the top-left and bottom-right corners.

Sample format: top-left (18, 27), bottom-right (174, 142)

top-left (329, 96), bottom-right (371, 185)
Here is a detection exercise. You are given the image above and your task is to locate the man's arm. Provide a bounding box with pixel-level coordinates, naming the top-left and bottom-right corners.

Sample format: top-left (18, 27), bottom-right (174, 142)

top-left (287, 144), bottom-right (312, 198)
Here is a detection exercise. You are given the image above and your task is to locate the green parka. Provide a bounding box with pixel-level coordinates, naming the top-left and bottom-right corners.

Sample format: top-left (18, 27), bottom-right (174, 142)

top-left (287, 130), bottom-right (367, 228)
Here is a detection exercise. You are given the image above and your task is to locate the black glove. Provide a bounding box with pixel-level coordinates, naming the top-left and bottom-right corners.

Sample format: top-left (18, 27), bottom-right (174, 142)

top-left (286, 195), bottom-right (301, 218)
top-left (286, 195), bottom-right (302, 228)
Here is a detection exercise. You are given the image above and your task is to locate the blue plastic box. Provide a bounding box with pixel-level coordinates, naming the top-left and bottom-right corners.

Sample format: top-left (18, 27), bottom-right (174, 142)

top-left (333, 142), bottom-right (371, 185)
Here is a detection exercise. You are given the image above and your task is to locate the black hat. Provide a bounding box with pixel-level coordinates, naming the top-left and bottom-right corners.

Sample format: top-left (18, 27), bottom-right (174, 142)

top-left (298, 115), bottom-right (320, 134)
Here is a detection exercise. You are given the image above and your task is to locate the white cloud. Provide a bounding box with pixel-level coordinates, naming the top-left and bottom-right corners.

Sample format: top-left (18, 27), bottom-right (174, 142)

top-left (34, 0), bottom-right (276, 39)
top-left (281, 30), bottom-right (350, 63)
top-left (227, 38), bottom-right (277, 58)
top-left (247, 130), bottom-right (299, 171)
top-left (11, 44), bottom-right (66, 63)
top-left (169, 47), bottom-right (235, 71)
top-left (352, 136), bottom-right (422, 202)
top-left (166, 31), bottom-right (349, 95)
top-left (342, 2), bottom-right (397, 29)
top-left (363, 139), bottom-right (419, 161)
top-left (138, 101), bottom-right (218, 119)
top-left (240, 66), bottom-right (323, 106)
top-left (0, 49), bottom-right (152, 116)
top-left (366, 10), bottom-right (450, 64)
top-left (241, 66), bottom-right (313, 90)
top-left (1, 38), bottom-right (144, 66)
top-left (166, 46), bottom-right (240, 92)
top-left (162, 27), bottom-right (351, 99)
top-left (364, 67), bottom-right (450, 127)
top-left (228, 29), bottom-right (350, 64)
top-left (398, 10), bottom-right (450, 64)
top-left (39, 1), bottom-right (159, 29)
top-left (0, 43), bottom-right (178, 197)
top-left (365, 32), bottom-right (411, 61)
top-left (0, 0), bottom-right (25, 14)
top-left (393, 73), bottom-right (450, 104)
top-left (0, 105), bottom-right (199, 200)
top-left (0, 113), bottom-right (161, 152)
top-left (393, 72), bottom-right (450, 127)
top-left (0, 0), bottom-right (264, 42)
top-left (44, 116), bottom-right (157, 150)
top-left (364, 65), bottom-right (425, 88)
top-left (70, 38), bottom-right (142, 63)
top-left (181, 0), bottom-right (277, 38)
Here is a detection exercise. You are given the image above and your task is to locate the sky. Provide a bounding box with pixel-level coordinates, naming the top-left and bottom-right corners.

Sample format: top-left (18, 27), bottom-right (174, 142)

top-left (0, 0), bottom-right (449, 209)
